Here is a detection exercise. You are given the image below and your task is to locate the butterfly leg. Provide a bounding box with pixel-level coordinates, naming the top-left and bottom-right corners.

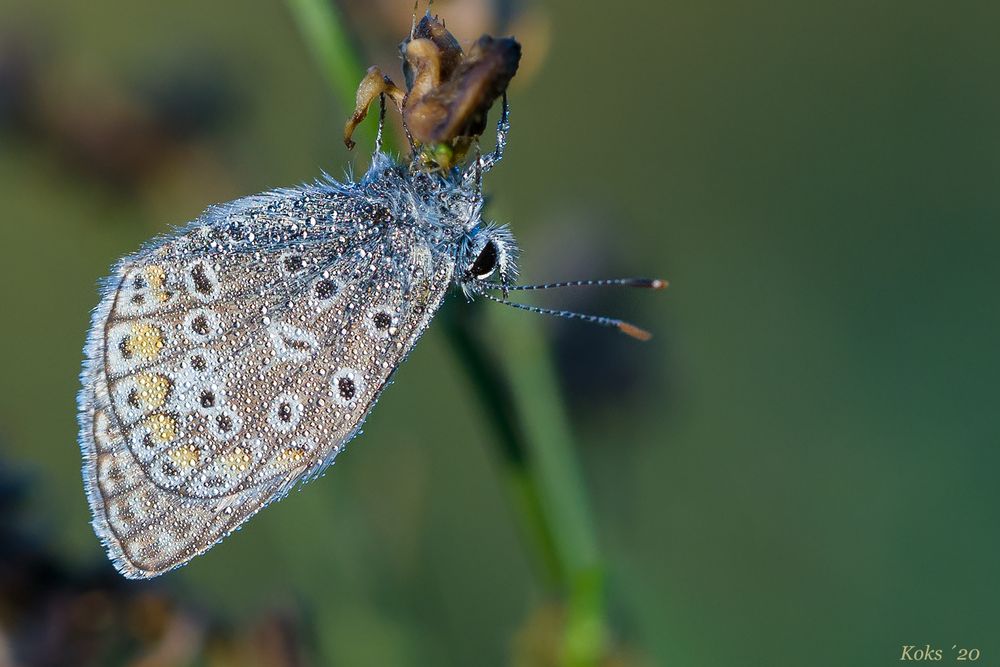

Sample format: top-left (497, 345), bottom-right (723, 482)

top-left (481, 92), bottom-right (509, 173)
top-left (463, 92), bottom-right (509, 184)
top-left (374, 93), bottom-right (386, 155)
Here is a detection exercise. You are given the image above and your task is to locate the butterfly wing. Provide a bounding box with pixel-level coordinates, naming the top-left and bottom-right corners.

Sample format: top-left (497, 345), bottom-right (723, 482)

top-left (79, 184), bottom-right (454, 578)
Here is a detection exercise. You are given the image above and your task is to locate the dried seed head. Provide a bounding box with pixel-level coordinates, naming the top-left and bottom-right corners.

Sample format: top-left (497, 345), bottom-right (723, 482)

top-left (402, 13), bottom-right (464, 90)
top-left (406, 33), bottom-right (521, 150)
top-left (344, 12), bottom-right (521, 171)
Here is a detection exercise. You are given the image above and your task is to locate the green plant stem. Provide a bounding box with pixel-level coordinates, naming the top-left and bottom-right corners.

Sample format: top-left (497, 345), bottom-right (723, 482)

top-left (287, 0), bottom-right (376, 152)
top-left (443, 305), bottom-right (608, 665)
top-left (441, 304), bottom-right (565, 588)
top-left (485, 308), bottom-right (608, 667)
top-left (285, 2), bottom-right (608, 663)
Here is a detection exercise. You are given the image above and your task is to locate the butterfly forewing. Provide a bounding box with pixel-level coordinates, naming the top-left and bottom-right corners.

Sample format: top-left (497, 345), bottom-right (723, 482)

top-left (80, 185), bottom-right (454, 578)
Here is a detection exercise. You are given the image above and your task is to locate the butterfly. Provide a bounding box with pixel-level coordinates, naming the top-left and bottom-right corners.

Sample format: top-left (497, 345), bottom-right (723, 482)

top-left (78, 28), bottom-right (664, 579)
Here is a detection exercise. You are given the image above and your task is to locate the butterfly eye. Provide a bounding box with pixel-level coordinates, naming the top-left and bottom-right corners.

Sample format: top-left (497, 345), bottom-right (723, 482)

top-left (469, 240), bottom-right (499, 280)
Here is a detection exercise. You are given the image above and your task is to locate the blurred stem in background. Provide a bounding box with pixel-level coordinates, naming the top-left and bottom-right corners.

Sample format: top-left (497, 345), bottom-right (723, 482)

top-left (286, 0), bottom-right (375, 153)
top-left (447, 306), bottom-right (610, 665)
top-left (286, 1), bottom-right (609, 663)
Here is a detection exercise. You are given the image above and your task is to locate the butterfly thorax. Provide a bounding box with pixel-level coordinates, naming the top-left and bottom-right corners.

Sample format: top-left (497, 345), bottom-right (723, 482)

top-left (355, 152), bottom-right (482, 256)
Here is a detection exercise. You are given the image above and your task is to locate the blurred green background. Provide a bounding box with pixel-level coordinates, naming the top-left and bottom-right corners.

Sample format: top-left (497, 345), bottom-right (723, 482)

top-left (1, 1), bottom-right (999, 665)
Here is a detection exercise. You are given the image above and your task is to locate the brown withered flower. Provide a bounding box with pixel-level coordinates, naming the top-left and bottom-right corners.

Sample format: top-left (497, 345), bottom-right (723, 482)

top-left (344, 12), bottom-right (520, 170)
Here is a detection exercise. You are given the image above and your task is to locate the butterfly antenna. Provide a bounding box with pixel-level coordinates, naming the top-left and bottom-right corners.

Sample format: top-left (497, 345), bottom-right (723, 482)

top-left (505, 277), bottom-right (668, 291)
top-left (478, 292), bottom-right (654, 341)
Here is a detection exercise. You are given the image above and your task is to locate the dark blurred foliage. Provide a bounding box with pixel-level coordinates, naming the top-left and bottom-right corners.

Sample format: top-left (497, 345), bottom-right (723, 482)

top-left (0, 29), bottom-right (242, 193)
top-left (0, 451), bottom-right (311, 667)
top-left (0, 35), bottom-right (37, 129)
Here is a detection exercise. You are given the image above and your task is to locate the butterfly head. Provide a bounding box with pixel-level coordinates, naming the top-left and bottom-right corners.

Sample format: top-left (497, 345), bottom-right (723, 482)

top-left (458, 223), bottom-right (519, 299)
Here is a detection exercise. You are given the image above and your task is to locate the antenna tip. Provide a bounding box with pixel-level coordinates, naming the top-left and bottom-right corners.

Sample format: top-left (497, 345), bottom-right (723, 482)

top-left (617, 321), bottom-right (653, 342)
top-left (625, 278), bottom-right (668, 289)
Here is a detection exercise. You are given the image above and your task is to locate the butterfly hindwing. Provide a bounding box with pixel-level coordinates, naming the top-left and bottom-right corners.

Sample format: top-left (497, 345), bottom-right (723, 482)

top-left (79, 184), bottom-right (454, 578)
